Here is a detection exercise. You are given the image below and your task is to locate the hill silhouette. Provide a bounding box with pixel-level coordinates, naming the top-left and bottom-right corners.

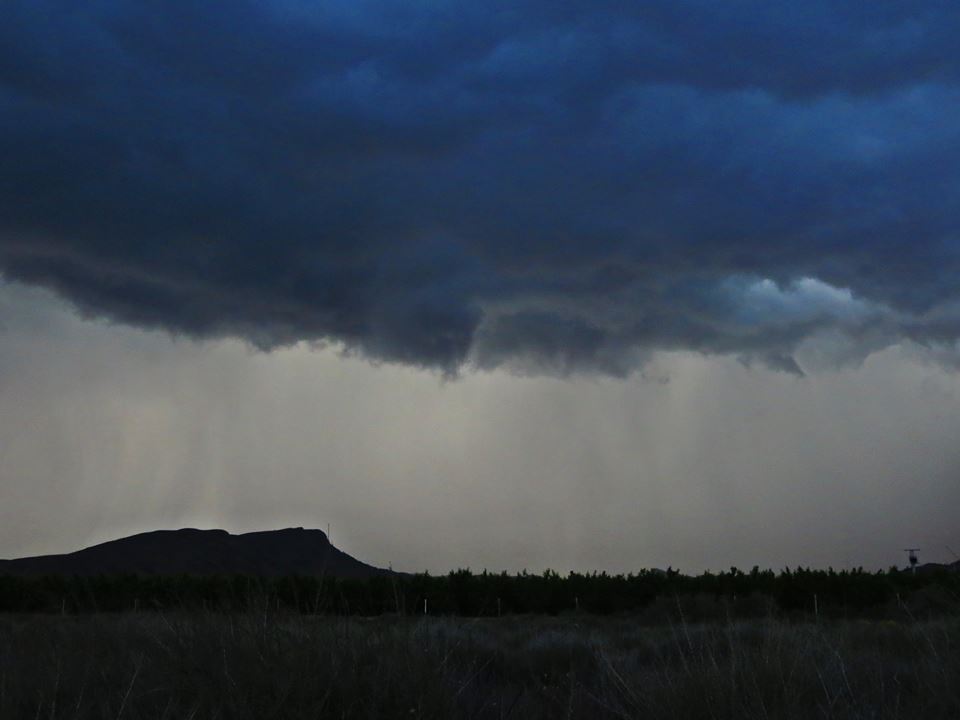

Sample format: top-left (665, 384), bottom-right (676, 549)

top-left (912, 560), bottom-right (960, 575)
top-left (0, 528), bottom-right (392, 578)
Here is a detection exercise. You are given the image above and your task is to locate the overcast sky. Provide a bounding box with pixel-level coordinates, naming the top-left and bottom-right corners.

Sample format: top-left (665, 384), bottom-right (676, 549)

top-left (2, 281), bottom-right (958, 572)
top-left (2, 1), bottom-right (960, 572)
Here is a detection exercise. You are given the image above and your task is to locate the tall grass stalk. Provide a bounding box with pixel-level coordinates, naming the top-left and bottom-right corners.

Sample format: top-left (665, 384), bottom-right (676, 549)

top-left (0, 613), bottom-right (956, 719)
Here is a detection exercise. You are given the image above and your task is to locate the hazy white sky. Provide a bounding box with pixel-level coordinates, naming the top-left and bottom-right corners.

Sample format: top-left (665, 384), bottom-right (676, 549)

top-left (1, 281), bottom-right (957, 573)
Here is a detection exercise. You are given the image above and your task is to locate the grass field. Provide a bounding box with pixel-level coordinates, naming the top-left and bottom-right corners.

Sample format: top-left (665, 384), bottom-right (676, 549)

top-left (0, 612), bottom-right (957, 719)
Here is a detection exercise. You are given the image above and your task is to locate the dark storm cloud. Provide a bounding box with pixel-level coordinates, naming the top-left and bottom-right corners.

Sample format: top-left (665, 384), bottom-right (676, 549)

top-left (2, 1), bottom-right (960, 373)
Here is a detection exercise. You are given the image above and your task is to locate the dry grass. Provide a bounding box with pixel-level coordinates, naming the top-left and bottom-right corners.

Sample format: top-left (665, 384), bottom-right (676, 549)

top-left (0, 612), bottom-right (957, 719)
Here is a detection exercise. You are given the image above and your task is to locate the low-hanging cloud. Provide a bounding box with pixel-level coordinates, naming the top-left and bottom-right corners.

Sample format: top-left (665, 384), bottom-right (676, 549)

top-left (2, 1), bottom-right (960, 374)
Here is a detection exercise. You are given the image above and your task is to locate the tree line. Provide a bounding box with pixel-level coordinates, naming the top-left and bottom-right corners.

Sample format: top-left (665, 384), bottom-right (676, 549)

top-left (0, 566), bottom-right (956, 620)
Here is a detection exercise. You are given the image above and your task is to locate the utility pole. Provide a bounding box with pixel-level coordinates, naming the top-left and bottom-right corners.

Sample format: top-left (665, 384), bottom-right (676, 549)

top-left (903, 548), bottom-right (920, 575)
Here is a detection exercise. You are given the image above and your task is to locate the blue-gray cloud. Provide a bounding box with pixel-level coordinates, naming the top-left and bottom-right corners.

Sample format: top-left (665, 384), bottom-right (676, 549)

top-left (2, 1), bottom-right (960, 373)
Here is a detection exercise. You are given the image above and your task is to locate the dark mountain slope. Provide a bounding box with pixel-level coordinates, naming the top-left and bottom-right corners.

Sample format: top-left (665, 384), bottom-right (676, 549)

top-left (0, 528), bottom-right (391, 578)
top-left (912, 559), bottom-right (960, 575)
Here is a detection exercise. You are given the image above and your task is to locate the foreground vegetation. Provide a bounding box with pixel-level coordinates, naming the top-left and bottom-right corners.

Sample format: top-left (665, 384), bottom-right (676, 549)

top-left (1, 569), bottom-right (956, 718)
top-left (0, 612), bottom-right (957, 719)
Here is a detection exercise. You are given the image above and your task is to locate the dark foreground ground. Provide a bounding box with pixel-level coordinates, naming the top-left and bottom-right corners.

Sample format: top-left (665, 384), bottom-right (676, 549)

top-left (0, 613), bottom-right (957, 719)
